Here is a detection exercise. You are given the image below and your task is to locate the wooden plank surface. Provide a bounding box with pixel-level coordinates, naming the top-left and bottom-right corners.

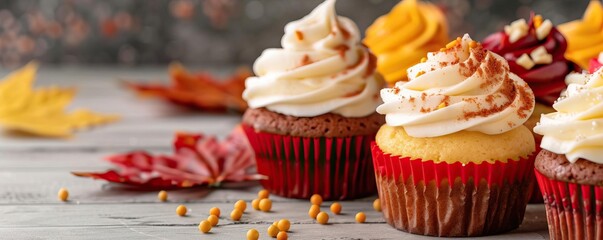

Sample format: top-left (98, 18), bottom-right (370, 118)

top-left (0, 67), bottom-right (550, 239)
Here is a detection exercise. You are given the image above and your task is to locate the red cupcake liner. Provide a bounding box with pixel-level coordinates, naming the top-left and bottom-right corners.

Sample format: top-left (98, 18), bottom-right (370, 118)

top-left (371, 142), bottom-right (535, 237)
top-left (242, 124), bottom-right (376, 200)
top-left (535, 170), bottom-right (603, 240)
top-left (529, 143), bottom-right (544, 203)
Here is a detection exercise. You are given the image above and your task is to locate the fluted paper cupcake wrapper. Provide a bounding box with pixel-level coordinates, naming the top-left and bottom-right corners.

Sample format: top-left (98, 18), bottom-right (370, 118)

top-left (535, 170), bottom-right (603, 240)
top-left (242, 124), bottom-right (376, 200)
top-left (529, 144), bottom-right (544, 203)
top-left (371, 142), bottom-right (535, 237)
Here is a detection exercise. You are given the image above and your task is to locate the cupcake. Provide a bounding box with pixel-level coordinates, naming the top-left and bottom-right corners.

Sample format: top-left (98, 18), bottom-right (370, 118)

top-left (364, 0), bottom-right (448, 84)
top-left (559, 0), bottom-right (603, 70)
top-left (590, 52), bottom-right (603, 73)
top-left (533, 68), bottom-right (603, 240)
top-left (241, 0), bottom-right (384, 200)
top-left (483, 14), bottom-right (578, 202)
top-left (372, 34), bottom-right (536, 237)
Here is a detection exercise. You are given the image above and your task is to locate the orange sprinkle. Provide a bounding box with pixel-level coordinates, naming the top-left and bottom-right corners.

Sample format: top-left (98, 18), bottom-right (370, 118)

top-left (534, 15), bottom-right (543, 28)
top-left (295, 30), bottom-right (304, 41)
top-left (420, 57), bottom-right (427, 63)
top-left (469, 41), bottom-right (478, 48)
top-left (416, 71), bottom-right (426, 77)
top-left (439, 48), bottom-right (446, 52)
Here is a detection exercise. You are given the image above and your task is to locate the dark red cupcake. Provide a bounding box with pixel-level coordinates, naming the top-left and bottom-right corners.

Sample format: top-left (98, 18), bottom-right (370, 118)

top-left (483, 14), bottom-right (578, 203)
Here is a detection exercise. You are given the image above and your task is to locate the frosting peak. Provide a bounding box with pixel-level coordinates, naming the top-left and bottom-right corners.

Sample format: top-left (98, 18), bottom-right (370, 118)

top-left (534, 68), bottom-right (603, 163)
top-left (377, 34), bottom-right (535, 138)
top-left (483, 14), bottom-right (576, 106)
top-left (243, 0), bottom-right (383, 118)
top-left (364, 0), bottom-right (448, 83)
top-left (559, 1), bottom-right (603, 70)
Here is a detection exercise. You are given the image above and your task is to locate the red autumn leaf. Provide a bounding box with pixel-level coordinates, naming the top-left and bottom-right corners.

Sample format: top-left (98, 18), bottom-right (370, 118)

top-left (73, 125), bottom-right (265, 188)
top-left (124, 63), bottom-right (250, 112)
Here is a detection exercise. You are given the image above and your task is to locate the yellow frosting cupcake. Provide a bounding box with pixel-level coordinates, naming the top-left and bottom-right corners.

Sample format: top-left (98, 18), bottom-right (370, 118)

top-left (364, 0), bottom-right (448, 83)
top-left (559, 0), bottom-right (603, 69)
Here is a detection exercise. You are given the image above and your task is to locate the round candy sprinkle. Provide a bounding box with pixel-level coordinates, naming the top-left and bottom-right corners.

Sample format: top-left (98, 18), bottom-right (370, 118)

top-left (330, 202), bottom-right (342, 215)
top-left (176, 205), bottom-right (187, 216)
top-left (198, 220), bottom-right (211, 233)
top-left (247, 228), bottom-right (259, 240)
top-left (316, 212), bottom-right (329, 225)
top-left (310, 194), bottom-right (323, 206)
top-left (259, 198), bottom-right (272, 212)
top-left (58, 188), bottom-right (69, 202)
top-left (355, 212), bottom-right (366, 223)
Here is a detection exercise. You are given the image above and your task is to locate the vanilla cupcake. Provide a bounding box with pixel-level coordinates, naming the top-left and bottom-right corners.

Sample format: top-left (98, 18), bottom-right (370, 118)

top-left (242, 0), bottom-right (384, 200)
top-left (372, 34), bottom-right (536, 236)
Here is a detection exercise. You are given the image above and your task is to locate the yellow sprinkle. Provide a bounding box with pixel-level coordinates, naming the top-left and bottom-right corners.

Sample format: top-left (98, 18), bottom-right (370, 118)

top-left (416, 71), bottom-right (426, 77)
top-left (355, 212), bottom-right (366, 223)
top-left (439, 48), bottom-right (446, 52)
top-left (310, 194), bottom-right (323, 206)
top-left (258, 189), bottom-right (270, 199)
top-left (308, 204), bottom-right (320, 219)
top-left (207, 215), bottom-right (219, 227)
top-left (176, 205), bottom-right (187, 216)
top-left (259, 198), bottom-right (272, 212)
top-left (420, 57), bottom-right (427, 63)
top-left (267, 225), bottom-right (279, 238)
top-left (316, 212), bottom-right (329, 225)
top-left (251, 199), bottom-right (261, 210)
top-left (198, 220), bottom-right (211, 233)
top-left (277, 231), bottom-right (288, 240)
top-left (437, 102), bottom-right (447, 109)
top-left (157, 190), bottom-right (168, 202)
top-left (234, 200), bottom-right (247, 212)
top-left (534, 15), bottom-right (543, 28)
top-left (277, 219), bottom-right (291, 232)
top-left (373, 199), bottom-right (382, 212)
top-left (247, 229), bottom-right (260, 240)
top-left (209, 207), bottom-right (221, 217)
top-left (231, 209), bottom-right (243, 221)
top-left (58, 188), bottom-right (69, 202)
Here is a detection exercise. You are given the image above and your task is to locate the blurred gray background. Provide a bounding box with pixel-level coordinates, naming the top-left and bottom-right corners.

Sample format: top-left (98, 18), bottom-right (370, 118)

top-left (0, 0), bottom-right (591, 67)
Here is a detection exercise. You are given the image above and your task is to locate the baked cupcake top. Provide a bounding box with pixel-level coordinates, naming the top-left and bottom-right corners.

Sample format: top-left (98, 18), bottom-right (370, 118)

top-left (559, 0), bottom-right (603, 70)
top-left (534, 68), bottom-right (603, 163)
top-left (483, 14), bottom-right (575, 106)
top-left (364, 0), bottom-right (448, 83)
top-left (242, 0), bottom-right (383, 118)
top-left (377, 34), bottom-right (535, 138)
top-left (590, 52), bottom-right (603, 73)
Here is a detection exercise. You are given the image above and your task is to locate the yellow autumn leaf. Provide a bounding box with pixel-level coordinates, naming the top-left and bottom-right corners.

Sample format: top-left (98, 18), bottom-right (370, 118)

top-left (0, 62), bottom-right (119, 137)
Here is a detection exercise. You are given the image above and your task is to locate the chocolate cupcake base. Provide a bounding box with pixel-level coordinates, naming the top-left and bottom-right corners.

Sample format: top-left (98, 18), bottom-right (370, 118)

top-left (535, 150), bottom-right (603, 240)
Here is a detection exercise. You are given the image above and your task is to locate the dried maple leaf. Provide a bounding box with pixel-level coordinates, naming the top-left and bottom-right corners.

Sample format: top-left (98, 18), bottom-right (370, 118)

top-left (0, 62), bottom-right (118, 137)
top-left (124, 63), bottom-right (250, 112)
top-left (73, 125), bottom-right (265, 188)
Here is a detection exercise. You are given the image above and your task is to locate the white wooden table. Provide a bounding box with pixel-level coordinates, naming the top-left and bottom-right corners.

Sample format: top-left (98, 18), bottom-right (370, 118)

top-left (0, 67), bottom-right (550, 239)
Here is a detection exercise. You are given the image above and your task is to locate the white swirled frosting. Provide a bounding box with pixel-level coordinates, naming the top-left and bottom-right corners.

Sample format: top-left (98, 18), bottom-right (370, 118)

top-left (377, 34), bottom-right (535, 138)
top-left (534, 68), bottom-right (603, 163)
top-left (242, 0), bottom-right (383, 118)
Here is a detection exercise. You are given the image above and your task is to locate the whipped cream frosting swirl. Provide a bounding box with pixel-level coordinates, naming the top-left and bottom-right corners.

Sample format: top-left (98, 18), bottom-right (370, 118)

top-left (534, 68), bottom-right (603, 163)
top-left (377, 34), bottom-right (535, 138)
top-left (242, 0), bottom-right (383, 118)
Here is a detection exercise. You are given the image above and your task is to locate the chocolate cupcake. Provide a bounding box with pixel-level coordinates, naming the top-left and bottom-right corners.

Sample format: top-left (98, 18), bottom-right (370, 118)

top-left (241, 0), bottom-right (384, 200)
top-left (533, 68), bottom-right (603, 240)
top-left (372, 34), bottom-right (536, 237)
